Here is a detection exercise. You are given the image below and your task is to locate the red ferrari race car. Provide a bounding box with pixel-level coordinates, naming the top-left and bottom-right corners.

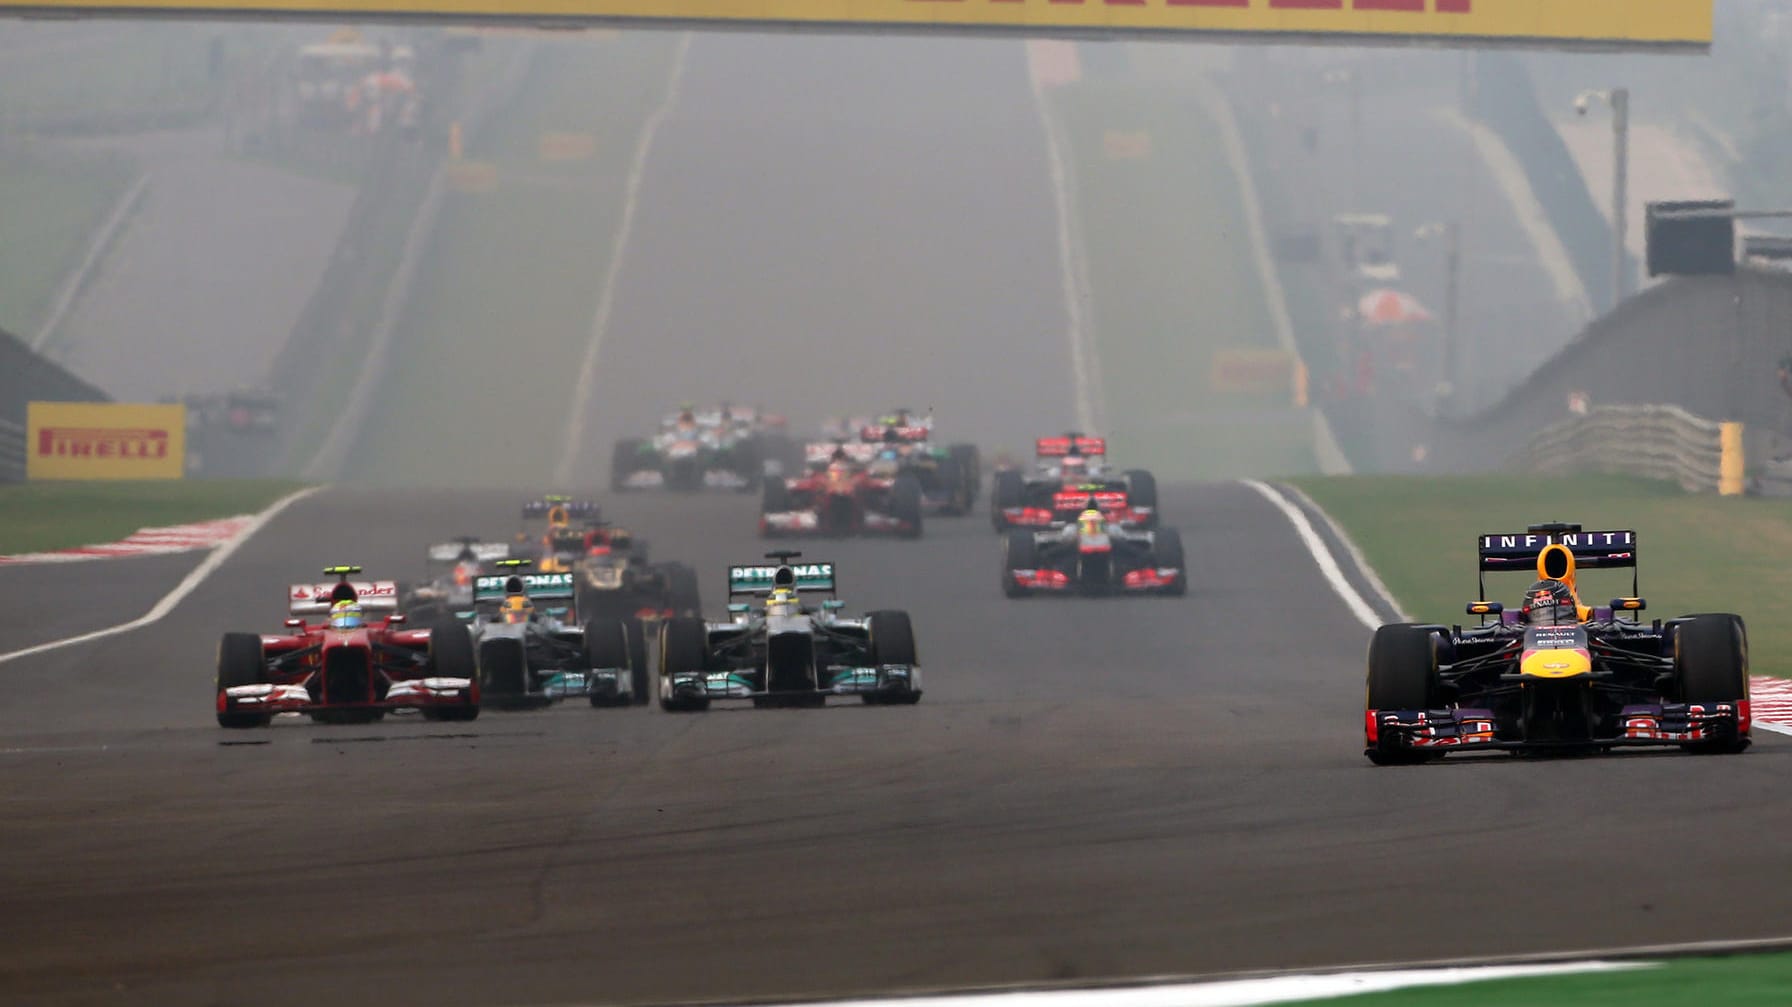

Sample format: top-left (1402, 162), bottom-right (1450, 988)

top-left (990, 434), bottom-right (1157, 532)
top-left (215, 566), bottom-right (479, 727)
top-left (759, 442), bottom-right (923, 539)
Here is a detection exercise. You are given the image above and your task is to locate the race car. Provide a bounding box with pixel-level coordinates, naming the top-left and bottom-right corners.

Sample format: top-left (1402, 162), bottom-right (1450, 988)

top-left (1003, 507), bottom-right (1185, 597)
top-left (517, 496), bottom-right (602, 572)
top-left (990, 434), bottom-right (1157, 531)
top-left (759, 442), bottom-right (923, 539)
top-left (855, 411), bottom-right (981, 516)
top-left (658, 552), bottom-right (921, 710)
top-left (1365, 523), bottom-right (1750, 764)
top-left (465, 559), bottom-right (640, 708)
top-left (215, 566), bottom-right (479, 727)
top-left (611, 405), bottom-right (771, 492)
top-left (400, 536), bottom-right (510, 623)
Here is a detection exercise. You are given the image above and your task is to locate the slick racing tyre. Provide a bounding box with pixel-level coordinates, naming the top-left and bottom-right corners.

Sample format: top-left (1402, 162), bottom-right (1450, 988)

top-left (867, 610), bottom-right (921, 706)
top-left (1154, 527), bottom-right (1187, 597)
top-left (1123, 469), bottom-right (1158, 527)
top-left (667, 562), bottom-right (703, 616)
top-left (611, 438), bottom-right (645, 492)
top-left (1675, 614), bottom-right (1750, 754)
top-left (583, 618), bottom-right (635, 708)
top-left (217, 632), bottom-right (272, 728)
top-left (425, 617), bottom-right (479, 721)
top-left (949, 444), bottom-right (981, 506)
top-left (891, 475), bottom-right (924, 539)
top-left (1365, 624), bottom-right (1439, 765)
top-left (659, 616), bottom-right (710, 712)
top-left (991, 470), bottom-right (1023, 531)
top-left (1003, 530), bottom-right (1038, 599)
top-left (762, 478), bottom-right (791, 515)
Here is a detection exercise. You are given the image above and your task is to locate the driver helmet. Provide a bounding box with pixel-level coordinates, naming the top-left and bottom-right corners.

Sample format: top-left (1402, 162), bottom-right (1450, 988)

top-left (1521, 579), bottom-right (1577, 626)
top-left (1076, 508), bottom-right (1105, 538)
top-left (502, 594), bottom-right (534, 625)
top-left (329, 600), bottom-right (365, 631)
top-left (765, 587), bottom-right (801, 618)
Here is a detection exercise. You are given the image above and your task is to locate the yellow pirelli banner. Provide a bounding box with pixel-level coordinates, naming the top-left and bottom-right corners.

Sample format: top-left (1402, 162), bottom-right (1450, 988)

top-left (27, 402), bottom-right (186, 481)
top-left (0, 0), bottom-right (1712, 49)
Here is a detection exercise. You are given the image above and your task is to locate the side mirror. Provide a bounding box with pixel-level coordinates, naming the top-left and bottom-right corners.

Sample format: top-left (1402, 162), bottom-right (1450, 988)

top-left (387, 613), bottom-right (406, 624)
top-left (1466, 601), bottom-right (1503, 616)
top-left (284, 618), bottom-right (305, 628)
top-left (821, 600), bottom-right (846, 611)
top-left (1611, 597), bottom-right (1647, 612)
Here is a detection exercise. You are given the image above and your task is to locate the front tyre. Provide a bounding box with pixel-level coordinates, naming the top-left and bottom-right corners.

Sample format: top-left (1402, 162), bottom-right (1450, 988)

top-left (1675, 613), bottom-right (1750, 754)
top-left (659, 616), bottom-right (710, 712)
top-left (1365, 624), bottom-right (1440, 765)
top-left (217, 632), bottom-right (272, 729)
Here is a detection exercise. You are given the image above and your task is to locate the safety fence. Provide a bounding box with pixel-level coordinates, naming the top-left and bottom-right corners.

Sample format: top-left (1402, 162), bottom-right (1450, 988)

top-left (1514, 404), bottom-right (1743, 494)
top-left (0, 418), bottom-right (26, 482)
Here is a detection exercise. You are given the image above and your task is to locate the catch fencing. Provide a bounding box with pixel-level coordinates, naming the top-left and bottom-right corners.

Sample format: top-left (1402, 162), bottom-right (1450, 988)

top-left (1514, 404), bottom-right (1743, 494)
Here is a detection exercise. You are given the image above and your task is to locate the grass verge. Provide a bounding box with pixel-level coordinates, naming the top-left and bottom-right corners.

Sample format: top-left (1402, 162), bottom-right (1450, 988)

top-left (0, 151), bottom-right (136, 337)
top-left (1282, 952), bottom-right (1792, 1006)
top-left (0, 479), bottom-right (304, 554)
top-left (1052, 78), bottom-right (1316, 481)
top-left (1291, 474), bottom-right (1792, 674)
top-left (343, 34), bottom-right (682, 487)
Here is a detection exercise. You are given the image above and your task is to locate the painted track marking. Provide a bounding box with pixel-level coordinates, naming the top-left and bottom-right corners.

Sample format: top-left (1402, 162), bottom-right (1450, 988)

top-left (0, 516), bottom-right (254, 565)
top-left (553, 32), bottom-right (693, 487)
top-left (1242, 480), bottom-right (1379, 631)
top-left (0, 485), bottom-right (323, 666)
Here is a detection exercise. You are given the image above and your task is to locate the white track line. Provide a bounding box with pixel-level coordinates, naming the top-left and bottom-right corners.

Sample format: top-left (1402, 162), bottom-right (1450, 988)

top-left (0, 485), bottom-right (323, 666)
top-left (553, 32), bottom-right (693, 487)
top-left (1243, 479), bottom-right (1379, 631)
top-left (1198, 78), bottom-right (1350, 476)
top-left (1276, 481), bottom-right (1410, 621)
top-left (34, 172), bottom-right (150, 353)
top-left (1027, 45), bottom-right (1100, 434)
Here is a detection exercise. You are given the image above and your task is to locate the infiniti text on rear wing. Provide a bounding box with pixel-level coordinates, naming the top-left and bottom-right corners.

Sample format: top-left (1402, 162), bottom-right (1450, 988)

top-left (1477, 530), bottom-right (1636, 571)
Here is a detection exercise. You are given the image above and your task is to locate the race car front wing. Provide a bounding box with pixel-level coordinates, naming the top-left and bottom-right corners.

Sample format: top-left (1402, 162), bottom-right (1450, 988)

top-left (1366, 701), bottom-right (1750, 756)
top-left (665, 663), bottom-right (920, 702)
top-left (217, 676), bottom-right (478, 716)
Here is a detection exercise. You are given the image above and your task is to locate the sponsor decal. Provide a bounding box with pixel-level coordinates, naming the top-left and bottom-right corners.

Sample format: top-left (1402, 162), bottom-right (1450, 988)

top-left (27, 402), bottom-right (185, 480)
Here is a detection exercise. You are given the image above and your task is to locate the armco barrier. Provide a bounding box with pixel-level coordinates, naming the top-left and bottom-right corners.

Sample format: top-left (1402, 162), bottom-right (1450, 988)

top-left (1514, 404), bottom-right (1743, 494)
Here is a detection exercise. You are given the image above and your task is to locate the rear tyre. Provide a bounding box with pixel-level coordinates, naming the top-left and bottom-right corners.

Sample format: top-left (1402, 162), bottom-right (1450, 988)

top-left (890, 475), bottom-right (924, 538)
top-left (1154, 527), bottom-right (1187, 597)
top-left (667, 562), bottom-right (702, 617)
top-left (1124, 469), bottom-right (1159, 527)
top-left (659, 616), bottom-right (710, 712)
top-left (217, 632), bottom-right (272, 729)
top-left (949, 444), bottom-right (981, 506)
top-left (991, 470), bottom-right (1023, 531)
top-left (762, 478), bottom-right (791, 515)
top-left (611, 438), bottom-right (644, 492)
top-left (1365, 624), bottom-right (1440, 766)
top-left (583, 618), bottom-right (634, 707)
top-left (1676, 614), bottom-right (1750, 754)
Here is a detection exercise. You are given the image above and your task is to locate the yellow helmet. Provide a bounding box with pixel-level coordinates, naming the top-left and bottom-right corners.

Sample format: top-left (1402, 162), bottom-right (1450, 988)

top-left (1077, 508), bottom-right (1104, 537)
top-left (502, 594), bottom-right (534, 624)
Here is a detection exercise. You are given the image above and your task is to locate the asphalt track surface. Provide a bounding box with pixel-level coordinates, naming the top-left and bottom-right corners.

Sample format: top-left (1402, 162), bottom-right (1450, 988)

top-left (10, 31), bottom-right (1792, 1007)
top-left (8, 484), bottom-right (1792, 1007)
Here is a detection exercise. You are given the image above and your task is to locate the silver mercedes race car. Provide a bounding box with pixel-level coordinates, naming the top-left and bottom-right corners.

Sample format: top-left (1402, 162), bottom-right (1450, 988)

top-left (658, 552), bottom-right (922, 710)
top-left (465, 560), bottom-right (640, 708)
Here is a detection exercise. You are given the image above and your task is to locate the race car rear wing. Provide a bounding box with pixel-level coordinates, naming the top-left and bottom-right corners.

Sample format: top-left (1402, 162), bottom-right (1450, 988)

top-left (1477, 528), bottom-right (1637, 598)
top-left (473, 572), bottom-right (575, 603)
top-left (804, 441), bottom-right (878, 465)
top-left (289, 580), bottom-right (399, 615)
top-left (426, 541), bottom-right (510, 564)
top-left (728, 561), bottom-right (836, 596)
top-left (1036, 435), bottom-right (1105, 458)
top-left (1477, 530), bottom-right (1636, 571)
top-left (860, 424), bottom-right (931, 443)
top-left (521, 497), bottom-right (598, 520)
